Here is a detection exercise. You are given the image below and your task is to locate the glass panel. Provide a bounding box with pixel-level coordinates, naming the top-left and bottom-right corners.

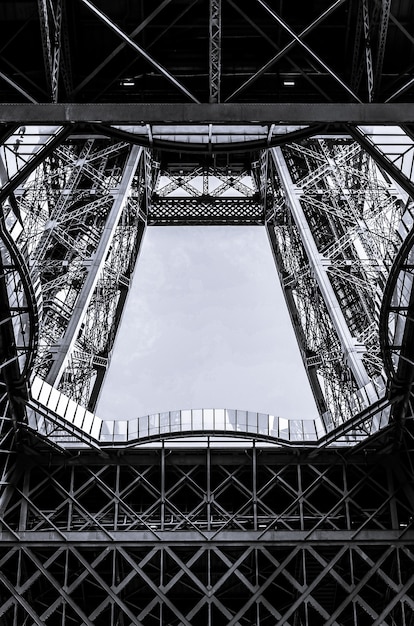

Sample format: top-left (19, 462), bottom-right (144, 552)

top-left (204, 409), bottom-right (214, 429)
top-left (258, 413), bottom-right (268, 435)
top-left (182, 410), bottom-right (191, 430)
top-left (56, 393), bottom-right (69, 419)
top-left (303, 420), bottom-right (316, 440)
top-left (159, 411), bottom-right (169, 433)
top-left (192, 409), bottom-right (203, 430)
top-left (47, 387), bottom-right (61, 412)
top-left (65, 399), bottom-right (78, 424)
top-left (248, 411), bottom-right (258, 433)
top-left (83, 411), bottom-right (94, 433)
top-left (100, 420), bottom-right (114, 438)
top-left (170, 411), bottom-right (180, 433)
top-left (90, 417), bottom-right (102, 440)
top-left (31, 376), bottom-right (43, 400)
top-left (236, 410), bottom-right (247, 431)
top-left (73, 406), bottom-right (86, 428)
top-left (128, 418), bottom-right (138, 438)
top-left (38, 381), bottom-right (52, 406)
top-left (315, 419), bottom-right (326, 438)
top-left (139, 415), bottom-right (149, 438)
top-left (149, 414), bottom-right (161, 435)
top-left (279, 417), bottom-right (289, 438)
top-left (214, 409), bottom-right (225, 429)
top-left (226, 409), bottom-right (237, 429)
top-left (114, 420), bottom-right (127, 441)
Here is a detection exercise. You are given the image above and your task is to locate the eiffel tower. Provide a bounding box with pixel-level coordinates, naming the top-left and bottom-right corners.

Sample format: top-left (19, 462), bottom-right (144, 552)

top-left (0, 1), bottom-right (414, 624)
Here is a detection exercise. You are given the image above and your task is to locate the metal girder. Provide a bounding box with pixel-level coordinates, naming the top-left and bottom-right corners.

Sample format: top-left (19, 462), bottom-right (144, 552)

top-left (37, 0), bottom-right (63, 102)
top-left (271, 147), bottom-right (373, 402)
top-left (362, 0), bottom-right (374, 102)
top-left (266, 137), bottom-right (402, 428)
top-left (79, 0), bottom-right (200, 104)
top-left (0, 71), bottom-right (38, 105)
top-left (2, 103), bottom-right (414, 124)
top-left (209, 0), bottom-right (221, 103)
top-left (373, 0), bottom-right (391, 98)
top-left (149, 197), bottom-right (263, 225)
top-left (45, 145), bottom-right (143, 389)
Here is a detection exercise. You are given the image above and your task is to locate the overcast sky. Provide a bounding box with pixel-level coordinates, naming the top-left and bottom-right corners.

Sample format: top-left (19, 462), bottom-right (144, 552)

top-left (97, 226), bottom-right (319, 421)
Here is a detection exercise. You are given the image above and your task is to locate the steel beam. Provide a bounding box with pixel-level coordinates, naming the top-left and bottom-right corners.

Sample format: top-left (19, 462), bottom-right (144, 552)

top-left (1, 103), bottom-right (414, 124)
top-left (209, 0), bottom-right (221, 103)
top-left (45, 145), bottom-right (143, 388)
top-left (0, 72), bottom-right (38, 105)
top-left (271, 146), bottom-right (372, 391)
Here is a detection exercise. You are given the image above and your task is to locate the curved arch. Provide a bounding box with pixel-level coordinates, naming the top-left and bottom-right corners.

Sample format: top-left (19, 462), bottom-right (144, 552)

top-left (91, 122), bottom-right (329, 154)
top-left (380, 222), bottom-right (414, 391)
top-left (0, 214), bottom-right (40, 380)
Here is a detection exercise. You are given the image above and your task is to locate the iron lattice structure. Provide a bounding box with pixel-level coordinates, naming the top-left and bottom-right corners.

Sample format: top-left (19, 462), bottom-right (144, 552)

top-left (0, 1), bottom-right (414, 624)
top-left (1, 447), bottom-right (414, 625)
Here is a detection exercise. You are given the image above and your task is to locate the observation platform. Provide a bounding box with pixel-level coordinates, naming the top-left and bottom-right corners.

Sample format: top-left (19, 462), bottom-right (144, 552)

top-left (27, 375), bottom-right (391, 451)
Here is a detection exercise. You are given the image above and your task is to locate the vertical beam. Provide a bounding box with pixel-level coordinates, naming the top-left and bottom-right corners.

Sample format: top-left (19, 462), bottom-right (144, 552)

top-left (37, 0), bottom-right (63, 102)
top-left (45, 145), bottom-right (143, 387)
top-left (362, 0), bottom-right (374, 102)
top-left (265, 220), bottom-right (328, 417)
top-left (209, 0), bottom-right (221, 103)
top-left (373, 0), bottom-right (391, 98)
top-left (270, 147), bottom-right (371, 391)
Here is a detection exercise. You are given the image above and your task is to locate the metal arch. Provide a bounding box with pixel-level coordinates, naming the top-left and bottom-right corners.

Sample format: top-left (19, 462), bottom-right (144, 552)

top-left (92, 121), bottom-right (327, 154)
top-left (0, 218), bottom-right (40, 381)
top-left (379, 223), bottom-right (414, 395)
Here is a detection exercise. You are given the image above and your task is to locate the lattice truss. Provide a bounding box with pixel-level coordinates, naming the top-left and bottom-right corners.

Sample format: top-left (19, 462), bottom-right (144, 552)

top-left (150, 161), bottom-right (262, 225)
top-left (1, 129), bottom-right (149, 410)
top-left (264, 138), bottom-right (405, 428)
top-left (0, 448), bottom-right (413, 625)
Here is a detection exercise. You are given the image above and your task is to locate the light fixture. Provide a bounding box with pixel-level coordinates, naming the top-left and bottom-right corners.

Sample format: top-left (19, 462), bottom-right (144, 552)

top-left (120, 78), bottom-right (135, 87)
top-left (283, 79), bottom-right (295, 86)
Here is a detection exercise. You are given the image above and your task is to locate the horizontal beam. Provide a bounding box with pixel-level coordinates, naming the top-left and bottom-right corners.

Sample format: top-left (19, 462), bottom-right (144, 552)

top-left (1, 103), bottom-right (414, 124)
top-left (1, 529), bottom-right (413, 543)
